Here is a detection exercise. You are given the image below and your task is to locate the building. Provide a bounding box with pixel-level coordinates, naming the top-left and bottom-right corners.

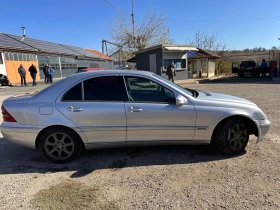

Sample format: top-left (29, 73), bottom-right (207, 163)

top-left (0, 32), bottom-right (112, 83)
top-left (110, 50), bottom-right (136, 69)
top-left (133, 44), bottom-right (220, 80)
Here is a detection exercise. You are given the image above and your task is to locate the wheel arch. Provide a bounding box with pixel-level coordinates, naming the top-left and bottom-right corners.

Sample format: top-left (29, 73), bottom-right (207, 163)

top-left (35, 125), bottom-right (85, 149)
top-left (211, 115), bottom-right (259, 144)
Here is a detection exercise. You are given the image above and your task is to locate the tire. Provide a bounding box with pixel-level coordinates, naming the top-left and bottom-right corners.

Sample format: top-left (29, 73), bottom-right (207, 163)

top-left (39, 127), bottom-right (82, 163)
top-left (215, 118), bottom-right (249, 155)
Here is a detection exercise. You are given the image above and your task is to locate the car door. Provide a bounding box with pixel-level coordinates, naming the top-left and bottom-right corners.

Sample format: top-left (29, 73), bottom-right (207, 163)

top-left (56, 75), bottom-right (128, 143)
top-left (123, 75), bottom-right (196, 141)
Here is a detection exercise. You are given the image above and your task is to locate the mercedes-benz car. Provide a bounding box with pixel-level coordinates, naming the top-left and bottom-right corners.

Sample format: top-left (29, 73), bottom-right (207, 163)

top-left (0, 70), bottom-right (270, 163)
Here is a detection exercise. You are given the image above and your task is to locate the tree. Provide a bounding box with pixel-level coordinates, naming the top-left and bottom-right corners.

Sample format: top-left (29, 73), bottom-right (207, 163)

top-left (188, 31), bottom-right (226, 52)
top-left (110, 6), bottom-right (173, 53)
top-left (188, 31), bottom-right (231, 75)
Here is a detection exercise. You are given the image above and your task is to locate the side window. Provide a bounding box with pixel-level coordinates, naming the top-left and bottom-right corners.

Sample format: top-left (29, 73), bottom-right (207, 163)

top-left (0, 53), bottom-right (3, 64)
top-left (124, 76), bottom-right (175, 103)
top-left (62, 83), bottom-right (82, 101)
top-left (83, 76), bottom-right (127, 101)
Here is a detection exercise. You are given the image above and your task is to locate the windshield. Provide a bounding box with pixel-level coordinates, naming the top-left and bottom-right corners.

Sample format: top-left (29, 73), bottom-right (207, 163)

top-left (153, 74), bottom-right (193, 96)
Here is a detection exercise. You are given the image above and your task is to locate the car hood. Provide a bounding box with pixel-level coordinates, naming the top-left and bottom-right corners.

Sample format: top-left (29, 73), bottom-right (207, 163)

top-left (196, 90), bottom-right (256, 106)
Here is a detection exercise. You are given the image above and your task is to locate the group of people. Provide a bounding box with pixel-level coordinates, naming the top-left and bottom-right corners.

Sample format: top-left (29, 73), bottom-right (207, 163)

top-left (42, 64), bottom-right (54, 84)
top-left (17, 63), bottom-right (54, 86)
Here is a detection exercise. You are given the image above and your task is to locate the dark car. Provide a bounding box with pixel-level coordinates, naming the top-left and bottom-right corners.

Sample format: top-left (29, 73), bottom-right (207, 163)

top-left (75, 68), bottom-right (107, 74)
top-left (238, 61), bottom-right (260, 77)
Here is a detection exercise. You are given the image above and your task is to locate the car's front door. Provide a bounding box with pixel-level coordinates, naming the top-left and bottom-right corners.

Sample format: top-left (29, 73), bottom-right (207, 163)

top-left (56, 75), bottom-right (128, 143)
top-left (123, 75), bottom-right (196, 141)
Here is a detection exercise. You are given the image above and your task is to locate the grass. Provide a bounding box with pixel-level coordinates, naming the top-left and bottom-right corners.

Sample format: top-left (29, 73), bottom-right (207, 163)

top-left (31, 180), bottom-right (119, 210)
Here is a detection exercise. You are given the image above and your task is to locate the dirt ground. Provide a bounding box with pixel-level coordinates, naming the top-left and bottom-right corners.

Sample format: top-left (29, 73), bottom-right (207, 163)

top-left (0, 77), bottom-right (280, 210)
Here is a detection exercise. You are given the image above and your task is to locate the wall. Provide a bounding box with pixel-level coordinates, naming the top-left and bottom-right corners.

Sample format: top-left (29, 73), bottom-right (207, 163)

top-left (5, 61), bottom-right (40, 84)
top-left (0, 52), bottom-right (6, 75)
top-left (161, 51), bottom-right (188, 80)
top-left (135, 48), bottom-right (163, 75)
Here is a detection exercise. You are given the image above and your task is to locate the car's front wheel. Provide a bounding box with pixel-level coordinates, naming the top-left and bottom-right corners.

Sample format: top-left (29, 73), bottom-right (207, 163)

top-left (215, 118), bottom-right (249, 155)
top-left (39, 127), bottom-right (82, 163)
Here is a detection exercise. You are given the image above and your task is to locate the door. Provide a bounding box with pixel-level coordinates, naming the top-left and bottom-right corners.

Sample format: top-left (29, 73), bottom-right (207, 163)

top-left (149, 54), bottom-right (157, 73)
top-left (124, 75), bottom-right (196, 141)
top-left (56, 76), bottom-right (128, 143)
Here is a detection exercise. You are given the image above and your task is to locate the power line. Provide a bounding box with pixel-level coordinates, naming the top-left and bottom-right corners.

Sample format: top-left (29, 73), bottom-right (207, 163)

top-left (168, 15), bottom-right (280, 23)
top-left (103, 0), bottom-right (129, 14)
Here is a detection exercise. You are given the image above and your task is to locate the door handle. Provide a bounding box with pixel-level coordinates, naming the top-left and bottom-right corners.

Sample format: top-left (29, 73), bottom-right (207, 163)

top-left (127, 106), bottom-right (142, 112)
top-left (67, 106), bottom-right (82, 112)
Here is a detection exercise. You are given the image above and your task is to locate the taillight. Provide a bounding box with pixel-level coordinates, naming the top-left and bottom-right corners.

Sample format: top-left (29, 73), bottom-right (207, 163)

top-left (1, 105), bottom-right (17, 122)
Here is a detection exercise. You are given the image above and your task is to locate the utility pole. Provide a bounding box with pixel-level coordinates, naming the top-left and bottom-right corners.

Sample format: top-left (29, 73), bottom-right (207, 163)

top-left (130, 0), bottom-right (135, 35)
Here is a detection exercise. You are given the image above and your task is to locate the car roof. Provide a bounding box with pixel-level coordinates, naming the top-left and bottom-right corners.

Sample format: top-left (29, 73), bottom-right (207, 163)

top-left (72, 69), bottom-right (154, 79)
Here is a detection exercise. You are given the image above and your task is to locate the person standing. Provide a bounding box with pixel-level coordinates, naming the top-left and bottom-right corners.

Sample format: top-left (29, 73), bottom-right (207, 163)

top-left (28, 64), bottom-right (38, 86)
top-left (166, 62), bottom-right (176, 82)
top-left (260, 59), bottom-right (267, 77)
top-left (47, 67), bottom-right (54, 84)
top-left (18, 64), bottom-right (27, 86)
top-left (43, 64), bottom-right (49, 83)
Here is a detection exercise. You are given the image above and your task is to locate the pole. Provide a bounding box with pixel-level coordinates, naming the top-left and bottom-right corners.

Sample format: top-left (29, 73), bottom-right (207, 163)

top-left (102, 40), bottom-right (104, 54)
top-left (119, 47), bottom-right (121, 69)
top-left (131, 0), bottom-right (134, 35)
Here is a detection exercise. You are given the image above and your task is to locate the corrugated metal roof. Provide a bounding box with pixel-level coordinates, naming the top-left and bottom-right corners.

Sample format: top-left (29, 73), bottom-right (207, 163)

top-left (164, 46), bottom-right (198, 51)
top-left (0, 33), bottom-right (101, 59)
top-left (0, 33), bottom-right (38, 51)
top-left (85, 49), bottom-right (113, 60)
top-left (4, 33), bottom-right (80, 56)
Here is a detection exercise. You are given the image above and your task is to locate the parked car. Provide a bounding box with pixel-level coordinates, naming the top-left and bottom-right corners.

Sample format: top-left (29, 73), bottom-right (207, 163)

top-left (0, 70), bottom-right (270, 163)
top-left (75, 68), bottom-right (107, 74)
top-left (238, 61), bottom-right (260, 77)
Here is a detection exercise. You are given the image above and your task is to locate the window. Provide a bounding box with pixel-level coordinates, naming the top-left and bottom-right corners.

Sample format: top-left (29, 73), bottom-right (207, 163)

top-left (26, 54), bottom-right (31, 61)
top-left (22, 53), bottom-right (26, 61)
top-left (4, 52), bottom-right (9, 61)
top-left (0, 53), bottom-right (3, 64)
top-left (62, 83), bottom-right (82, 101)
top-left (13, 53), bottom-right (18, 61)
top-left (8, 52), bottom-right (13, 60)
top-left (83, 76), bottom-right (127, 101)
top-left (18, 53), bottom-right (23, 61)
top-left (124, 76), bottom-right (175, 103)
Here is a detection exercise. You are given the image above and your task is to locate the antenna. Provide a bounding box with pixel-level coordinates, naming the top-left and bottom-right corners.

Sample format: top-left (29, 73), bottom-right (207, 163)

top-left (21, 27), bottom-right (26, 42)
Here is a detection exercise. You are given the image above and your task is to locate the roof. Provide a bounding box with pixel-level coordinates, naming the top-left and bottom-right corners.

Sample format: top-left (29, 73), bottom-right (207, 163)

top-left (133, 44), bottom-right (198, 54)
top-left (188, 48), bottom-right (221, 59)
top-left (0, 33), bottom-right (103, 59)
top-left (85, 48), bottom-right (113, 61)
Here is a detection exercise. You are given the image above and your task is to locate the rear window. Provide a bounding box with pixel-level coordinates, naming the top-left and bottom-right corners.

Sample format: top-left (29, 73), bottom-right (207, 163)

top-left (240, 61), bottom-right (256, 67)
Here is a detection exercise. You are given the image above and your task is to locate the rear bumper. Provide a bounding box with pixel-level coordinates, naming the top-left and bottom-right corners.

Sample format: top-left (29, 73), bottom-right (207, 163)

top-left (255, 119), bottom-right (271, 143)
top-left (0, 123), bottom-right (42, 149)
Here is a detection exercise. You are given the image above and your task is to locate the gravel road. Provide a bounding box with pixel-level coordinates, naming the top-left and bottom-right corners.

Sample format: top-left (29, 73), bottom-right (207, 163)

top-left (0, 77), bottom-right (280, 210)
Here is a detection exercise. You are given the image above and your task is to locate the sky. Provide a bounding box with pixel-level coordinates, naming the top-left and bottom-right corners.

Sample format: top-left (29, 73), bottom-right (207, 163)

top-left (1, 0), bottom-right (280, 52)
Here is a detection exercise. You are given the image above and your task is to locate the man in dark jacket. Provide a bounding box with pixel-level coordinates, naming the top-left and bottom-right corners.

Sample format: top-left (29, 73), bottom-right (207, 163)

top-left (29, 64), bottom-right (38, 86)
top-left (18, 64), bottom-right (27, 86)
top-left (166, 62), bottom-right (176, 82)
top-left (43, 64), bottom-right (49, 83)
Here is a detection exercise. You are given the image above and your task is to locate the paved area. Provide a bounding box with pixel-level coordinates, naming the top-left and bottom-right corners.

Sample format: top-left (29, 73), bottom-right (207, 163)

top-left (0, 76), bottom-right (280, 209)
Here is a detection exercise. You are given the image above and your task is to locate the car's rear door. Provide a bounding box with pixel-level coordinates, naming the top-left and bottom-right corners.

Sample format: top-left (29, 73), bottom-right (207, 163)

top-left (55, 75), bottom-right (128, 143)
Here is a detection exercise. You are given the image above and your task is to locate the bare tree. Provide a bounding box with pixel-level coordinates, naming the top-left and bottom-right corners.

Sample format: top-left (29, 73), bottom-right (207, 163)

top-left (189, 31), bottom-right (232, 76)
top-left (189, 31), bottom-right (226, 52)
top-left (110, 6), bottom-right (173, 53)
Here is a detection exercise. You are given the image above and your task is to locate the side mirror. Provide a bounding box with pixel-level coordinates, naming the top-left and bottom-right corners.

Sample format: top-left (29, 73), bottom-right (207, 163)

top-left (176, 95), bottom-right (187, 106)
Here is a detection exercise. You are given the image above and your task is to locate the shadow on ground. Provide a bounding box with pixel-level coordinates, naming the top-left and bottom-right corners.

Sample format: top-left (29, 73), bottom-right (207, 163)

top-left (198, 76), bottom-right (280, 85)
top-left (0, 138), bottom-right (246, 178)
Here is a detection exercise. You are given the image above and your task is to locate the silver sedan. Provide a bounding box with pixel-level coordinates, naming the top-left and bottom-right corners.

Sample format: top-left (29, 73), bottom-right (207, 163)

top-left (0, 70), bottom-right (271, 163)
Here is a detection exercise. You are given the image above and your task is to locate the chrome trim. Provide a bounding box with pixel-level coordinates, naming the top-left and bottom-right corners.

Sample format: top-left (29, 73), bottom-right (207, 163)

top-left (81, 81), bottom-right (84, 100)
top-left (195, 126), bottom-right (209, 130)
top-left (127, 125), bottom-right (196, 130)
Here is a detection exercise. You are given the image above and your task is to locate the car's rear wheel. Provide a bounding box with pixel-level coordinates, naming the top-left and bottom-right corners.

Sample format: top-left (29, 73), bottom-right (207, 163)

top-left (39, 127), bottom-right (82, 163)
top-left (215, 118), bottom-right (249, 155)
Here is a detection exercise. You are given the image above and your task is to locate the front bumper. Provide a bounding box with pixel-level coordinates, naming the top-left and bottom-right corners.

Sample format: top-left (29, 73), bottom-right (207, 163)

top-left (0, 122), bottom-right (42, 149)
top-left (255, 119), bottom-right (271, 143)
